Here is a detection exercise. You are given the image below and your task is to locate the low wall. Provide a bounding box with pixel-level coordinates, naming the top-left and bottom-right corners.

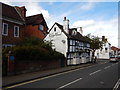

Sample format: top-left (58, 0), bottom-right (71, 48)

top-left (6, 60), bottom-right (63, 76)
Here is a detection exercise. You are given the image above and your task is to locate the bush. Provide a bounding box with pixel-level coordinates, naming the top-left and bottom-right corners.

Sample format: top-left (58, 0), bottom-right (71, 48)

top-left (13, 46), bottom-right (51, 61)
top-left (2, 36), bottom-right (65, 61)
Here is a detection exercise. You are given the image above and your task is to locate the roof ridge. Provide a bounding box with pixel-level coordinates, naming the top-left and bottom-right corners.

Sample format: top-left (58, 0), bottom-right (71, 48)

top-left (26, 13), bottom-right (42, 18)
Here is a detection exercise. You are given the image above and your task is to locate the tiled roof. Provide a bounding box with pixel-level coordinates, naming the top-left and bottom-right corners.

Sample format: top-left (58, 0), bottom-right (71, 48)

top-left (111, 46), bottom-right (119, 51)
top-left (2, 3), bottom-right (23, 22)
top-left (55, 22), bottom-right (89, 43)
top-left (26, 14), bottom-right (48, 29)
top-left (26, 14), bottom-right (42, 25)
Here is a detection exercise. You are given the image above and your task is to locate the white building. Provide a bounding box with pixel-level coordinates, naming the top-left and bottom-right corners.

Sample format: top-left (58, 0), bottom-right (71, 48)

top-left (44, 17), bottom-right (92, 65)
top-left (95, 36), bottom-right (111, 60)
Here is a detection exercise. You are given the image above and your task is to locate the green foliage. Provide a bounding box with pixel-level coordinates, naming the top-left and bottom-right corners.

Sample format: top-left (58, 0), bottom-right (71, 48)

top-left (85, 34), bottom-right (103, 51)
top-left (2, 36), bottom-right (65, 61)
top-left (21, 36), bottom-right (43, 46)
top-left (85, 34), bottom-right (103, 56)
top-left (13, 46), bottom-right (50, 61)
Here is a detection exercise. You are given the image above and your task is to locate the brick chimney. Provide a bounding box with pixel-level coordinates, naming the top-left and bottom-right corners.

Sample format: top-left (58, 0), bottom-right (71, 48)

top-left (63, 17), bottom-right (69, 34)
top-left (15, 6), bottom-right (27, 19)
top-left (102, 36), bottom-right (105, 41)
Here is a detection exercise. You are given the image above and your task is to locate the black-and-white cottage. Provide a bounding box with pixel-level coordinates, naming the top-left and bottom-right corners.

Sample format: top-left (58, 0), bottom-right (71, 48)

top-left (44, 17), bottom-right (92, 65)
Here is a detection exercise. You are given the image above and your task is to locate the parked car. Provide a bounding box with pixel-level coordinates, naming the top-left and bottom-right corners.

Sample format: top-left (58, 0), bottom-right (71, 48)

top-left (109, 56), bottom-right (118, 62)
top-left (117, 55), bottom-right (120, 60)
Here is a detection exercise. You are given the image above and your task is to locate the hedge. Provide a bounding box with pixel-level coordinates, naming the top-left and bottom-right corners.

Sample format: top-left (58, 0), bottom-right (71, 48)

top-left (2, 36), bottom-right (65, 61)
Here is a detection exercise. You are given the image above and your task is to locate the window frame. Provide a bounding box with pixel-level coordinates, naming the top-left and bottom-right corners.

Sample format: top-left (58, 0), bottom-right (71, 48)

top-left (2, 23), bottom-right (8, 36)
top-left (39, 24), bottom-right (44, 31)
top-left (14, 26), bottom-right (19, 37)
top-left (54, 27), bottom-right (56, 32)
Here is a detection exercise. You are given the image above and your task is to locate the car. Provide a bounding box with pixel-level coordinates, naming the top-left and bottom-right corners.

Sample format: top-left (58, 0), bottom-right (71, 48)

top-left (117, 55), bottom-right (120, 60)
top-left (109, 56), bottom-right (118, 62)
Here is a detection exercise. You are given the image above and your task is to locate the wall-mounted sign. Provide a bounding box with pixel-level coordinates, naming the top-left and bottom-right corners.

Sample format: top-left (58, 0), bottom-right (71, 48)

top-left (10, 56), bottom-right (15, 61)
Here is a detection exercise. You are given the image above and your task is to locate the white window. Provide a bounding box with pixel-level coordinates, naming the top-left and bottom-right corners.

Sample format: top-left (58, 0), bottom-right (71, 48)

top-left (73, 40), bottom-right (75, 45)
top-left (70, 40), bottom-right (72, 45)
top-left (39, 24), bottom-right (44, 31)
top-left (14, 26), bottom-right (19, 37)
top-left (2, 44), bottom-right (14, 48)
top-left (70, 46), bottom-right (73, 52)
top-left (2, 23), bottom-right (8, 36)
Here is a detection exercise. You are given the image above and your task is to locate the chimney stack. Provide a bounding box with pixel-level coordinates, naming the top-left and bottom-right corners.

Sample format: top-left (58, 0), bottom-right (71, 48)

top-left (63, 17), bottom-right (69, 34)
top-left (77, 27), bottom-right (83, 35)
top-left (102, 36), bottom-right (105, 41)
top-left (15, 6), bottom-right (27, 19)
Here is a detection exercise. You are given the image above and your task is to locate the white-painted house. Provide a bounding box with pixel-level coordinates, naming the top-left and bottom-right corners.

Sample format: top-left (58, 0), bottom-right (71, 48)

top-left (44, 17), bottom-right (92, 65)
top-left (95, 36), bottom-right (111, 59)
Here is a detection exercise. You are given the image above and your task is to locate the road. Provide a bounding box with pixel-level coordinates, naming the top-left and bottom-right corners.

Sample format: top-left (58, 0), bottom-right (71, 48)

top-left (5, 60), bottom-right (120, 89)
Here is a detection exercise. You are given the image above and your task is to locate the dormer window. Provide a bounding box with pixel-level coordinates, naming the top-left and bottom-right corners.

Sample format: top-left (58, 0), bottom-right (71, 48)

top-left (72, 30), bottom-right (77, 35)
top-left (39, 24), bottom-right (44, 31)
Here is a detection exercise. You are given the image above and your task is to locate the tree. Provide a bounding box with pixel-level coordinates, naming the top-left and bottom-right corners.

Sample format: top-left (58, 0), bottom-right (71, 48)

top-left (85, 34), bottom-right (103, 57)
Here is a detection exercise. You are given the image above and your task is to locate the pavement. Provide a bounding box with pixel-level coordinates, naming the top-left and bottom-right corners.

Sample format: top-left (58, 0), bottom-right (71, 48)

top-left (2, 62), bottom-right (96, 88)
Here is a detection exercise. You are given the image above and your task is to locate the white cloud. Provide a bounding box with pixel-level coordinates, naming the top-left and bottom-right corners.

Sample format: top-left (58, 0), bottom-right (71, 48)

top-left (72, 19), bottom-right (95, 28)
top-left (80, 2), bottom-right (95, 10)
top-left (72, 18), bottom-right (118, 47)
top-left (1, 0), bottom-right (12, 5)
top-left (18, 2), bottom-right (50, 21)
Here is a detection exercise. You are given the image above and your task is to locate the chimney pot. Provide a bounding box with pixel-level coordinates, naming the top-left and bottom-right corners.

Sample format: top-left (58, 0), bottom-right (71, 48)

top-left (102, 36), bottom-right (105, 41)
top-left (64, 17), bottom-right (66, 20)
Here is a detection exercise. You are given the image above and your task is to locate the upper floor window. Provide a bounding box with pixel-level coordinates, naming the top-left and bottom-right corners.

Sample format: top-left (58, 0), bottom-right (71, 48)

top-left (39, 24), bottom-right (44, 31)
top-left (14, 26), bottom-right (19, 37)
top-left (54, 27), bottom-right (56, 32)
top-left (2, 23), bottom-right (8, 36)
top-left (105, 48), bottom-right (108, 53)
top-left (70, 40), bottom-right (72, 45)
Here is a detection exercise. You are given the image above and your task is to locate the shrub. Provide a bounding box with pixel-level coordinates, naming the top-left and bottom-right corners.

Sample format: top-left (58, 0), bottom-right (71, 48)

top-left (2, 36), bottom-right (65, 61)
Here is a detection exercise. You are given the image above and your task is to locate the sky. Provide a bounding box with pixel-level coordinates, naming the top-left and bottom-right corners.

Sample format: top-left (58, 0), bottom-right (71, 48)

top-left (1, 0), bottom-right (119, 47)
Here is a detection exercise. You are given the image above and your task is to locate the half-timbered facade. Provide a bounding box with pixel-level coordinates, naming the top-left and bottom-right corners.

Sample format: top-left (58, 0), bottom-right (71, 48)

top-left (44, 17), bottom-right (92, 65)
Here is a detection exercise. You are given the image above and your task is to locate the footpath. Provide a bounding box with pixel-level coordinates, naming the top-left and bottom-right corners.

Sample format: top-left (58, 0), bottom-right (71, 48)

top-left (2, 63), bottom-right (96, 88)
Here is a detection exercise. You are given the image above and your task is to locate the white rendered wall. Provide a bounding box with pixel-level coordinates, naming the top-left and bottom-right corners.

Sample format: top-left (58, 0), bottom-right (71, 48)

top-left (95, 42), bottom-right (110, 59)
top-left (44, 24), bottom-right (68, 57)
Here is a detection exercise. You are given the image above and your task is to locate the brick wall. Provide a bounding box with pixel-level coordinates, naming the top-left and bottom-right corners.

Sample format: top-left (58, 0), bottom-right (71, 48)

top-left (2, 20), bottom-right (24, 45)
top-left (23, 24), bottom-right (48, 39)
top-left (13, 60), bottom-right (61, 75)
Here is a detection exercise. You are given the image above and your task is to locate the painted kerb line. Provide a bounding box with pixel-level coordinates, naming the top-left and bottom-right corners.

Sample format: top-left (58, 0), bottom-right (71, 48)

top-left (4, 64), bottom-right (94, 89)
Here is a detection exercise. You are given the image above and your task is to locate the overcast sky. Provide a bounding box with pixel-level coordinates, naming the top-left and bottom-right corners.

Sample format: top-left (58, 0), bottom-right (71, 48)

top-left (1, 0), bottom-right (119, 47)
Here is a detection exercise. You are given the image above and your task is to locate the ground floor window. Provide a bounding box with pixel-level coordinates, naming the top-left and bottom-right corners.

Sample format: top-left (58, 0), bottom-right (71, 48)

top-left (2, 44), bottom-right (15, 48)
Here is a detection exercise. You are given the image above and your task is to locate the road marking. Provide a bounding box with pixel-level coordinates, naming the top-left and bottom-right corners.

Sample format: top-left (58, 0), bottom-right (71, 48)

top-left (89, 70), bottom-right (101, 76)
top-left (104, 66), bottom-right (111, 69)
top-left (4, 64), bottom-right (94, 89)
top-left (104, 62), bottom-right (107, 64)
top-left (56, 78), bottom-right (82, 90)
top-left (113, 78), bottom-right (120, 90)
top-left (112, 64), bottom-right (115, 66)
top-left (98, 61), bottom-right (108, 65)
